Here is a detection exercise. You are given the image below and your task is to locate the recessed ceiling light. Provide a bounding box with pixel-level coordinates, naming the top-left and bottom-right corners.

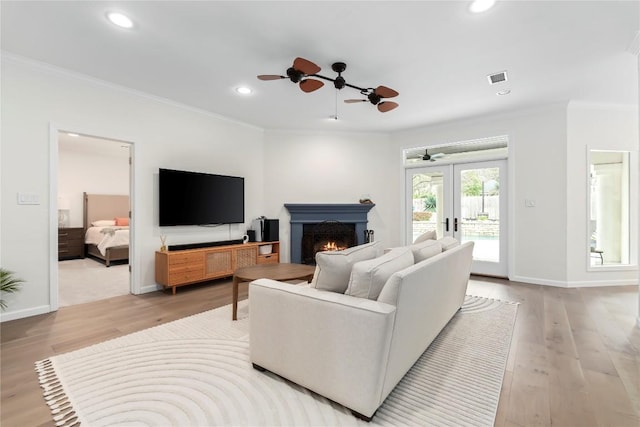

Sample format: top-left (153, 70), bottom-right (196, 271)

top-left (469, 0), bottom-right (496, 13)
top-left (497, 89), bottom-right (511, 96)
top-left (67, 133), bottom-right (79, 137)
top-left (235, 87), bottom-right (252, 95)
top-left (107, 12), bottom-right (134, 29)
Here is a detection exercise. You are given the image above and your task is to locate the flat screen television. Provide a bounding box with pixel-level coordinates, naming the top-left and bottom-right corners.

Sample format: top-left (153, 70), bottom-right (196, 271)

top-left (159, 168), bottom-right (244, 226)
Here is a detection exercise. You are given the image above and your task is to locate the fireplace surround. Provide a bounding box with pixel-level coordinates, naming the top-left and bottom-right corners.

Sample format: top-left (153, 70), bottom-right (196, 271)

top-left (284, 203), bottom-right (375, 264)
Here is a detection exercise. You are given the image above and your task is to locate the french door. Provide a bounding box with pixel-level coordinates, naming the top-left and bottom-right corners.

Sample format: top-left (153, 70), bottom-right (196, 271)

top-left (406, 159), bottom-right (508, 277)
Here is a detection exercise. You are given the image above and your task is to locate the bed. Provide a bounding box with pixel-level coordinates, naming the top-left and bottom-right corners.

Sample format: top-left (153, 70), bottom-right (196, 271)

top-left (83, 193), bottom-right (130, 267)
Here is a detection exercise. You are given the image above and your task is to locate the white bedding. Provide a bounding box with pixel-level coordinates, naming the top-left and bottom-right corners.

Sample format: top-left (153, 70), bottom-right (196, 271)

top-left (85, 226), bottom-right (129, 256)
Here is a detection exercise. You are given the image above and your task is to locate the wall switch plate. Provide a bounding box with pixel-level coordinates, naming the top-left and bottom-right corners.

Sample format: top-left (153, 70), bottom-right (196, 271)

top-left (525, 199), bottom-right (535, 207)
top-left (17, 192), bottom-right (40, 205)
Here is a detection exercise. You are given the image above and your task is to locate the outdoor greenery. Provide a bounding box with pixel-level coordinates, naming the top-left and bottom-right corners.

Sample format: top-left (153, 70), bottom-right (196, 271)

top-left (0, 268), bottom-right (24, 310)
top-left (461, 168), bottom-right (500, 196)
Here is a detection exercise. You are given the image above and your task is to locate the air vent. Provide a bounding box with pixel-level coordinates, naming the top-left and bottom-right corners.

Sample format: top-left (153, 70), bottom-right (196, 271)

top-left (487, 71), bottom-right (508, 85)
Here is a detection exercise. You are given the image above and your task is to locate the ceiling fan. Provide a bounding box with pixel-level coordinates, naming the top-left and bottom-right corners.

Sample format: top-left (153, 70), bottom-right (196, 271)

top-left (257, 57), bottom-right (399, 112)
top-left (409, 149), bottom-right (446, 161)
top-left (257, 57), bottom-right (325, 93)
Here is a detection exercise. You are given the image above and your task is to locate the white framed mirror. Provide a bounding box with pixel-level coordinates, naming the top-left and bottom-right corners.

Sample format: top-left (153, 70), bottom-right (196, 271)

top-left (587, 149), bottom-right (633, 269)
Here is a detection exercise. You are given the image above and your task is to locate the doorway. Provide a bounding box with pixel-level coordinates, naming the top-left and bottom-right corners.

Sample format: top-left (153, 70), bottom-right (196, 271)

top-left (56, 131), bottom-right (132, 307)
top-left (406, 159), bottom-right (508, 277)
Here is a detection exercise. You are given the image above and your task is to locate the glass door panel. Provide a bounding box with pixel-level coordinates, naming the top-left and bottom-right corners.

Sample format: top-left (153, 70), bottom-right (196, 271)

top-left (454, 160), bottom-right (507, 276)
top-left (406, 166), bottom-right (452, 243)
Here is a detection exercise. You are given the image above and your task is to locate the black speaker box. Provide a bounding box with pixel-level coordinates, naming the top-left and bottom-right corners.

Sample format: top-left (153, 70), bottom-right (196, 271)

top-left (263, 219), bottom-right (279, 242)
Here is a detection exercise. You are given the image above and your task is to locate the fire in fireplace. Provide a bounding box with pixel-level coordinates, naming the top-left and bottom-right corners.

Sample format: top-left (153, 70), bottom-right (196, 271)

top-left (301, 221), bottom-right (357, 264)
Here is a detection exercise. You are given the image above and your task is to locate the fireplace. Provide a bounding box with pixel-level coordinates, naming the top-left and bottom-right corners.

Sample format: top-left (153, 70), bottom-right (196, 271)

top-left (301, 221), bottom-right (357, 264)
top-left (284, 203), bottom-right (375, 264)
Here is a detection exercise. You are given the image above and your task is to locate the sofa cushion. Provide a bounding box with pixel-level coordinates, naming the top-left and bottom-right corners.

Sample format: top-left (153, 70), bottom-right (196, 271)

top-left (410, 239), bottom-right (443, 262)
top-left (345, 247), bottom-right (414, 300)
top-left (439, 236), bottom-right (460, 251)
top-left (413, 230), bottom-right (437, 244)
top-left (311, 242), bottom-right (381, 293)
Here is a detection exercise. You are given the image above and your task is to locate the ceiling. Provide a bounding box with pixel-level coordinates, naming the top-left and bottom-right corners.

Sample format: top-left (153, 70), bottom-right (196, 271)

top-left (2, 1), bottom-right (638, 133)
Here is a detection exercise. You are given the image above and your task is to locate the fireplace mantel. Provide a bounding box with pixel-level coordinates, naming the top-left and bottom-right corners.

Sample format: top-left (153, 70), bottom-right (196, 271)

top-left (285, 203), bottom-right (375, 263)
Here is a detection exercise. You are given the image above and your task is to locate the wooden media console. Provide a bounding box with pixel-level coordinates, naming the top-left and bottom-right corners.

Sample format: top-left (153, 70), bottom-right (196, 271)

top-left (155, 241), bottom-right (279, 294)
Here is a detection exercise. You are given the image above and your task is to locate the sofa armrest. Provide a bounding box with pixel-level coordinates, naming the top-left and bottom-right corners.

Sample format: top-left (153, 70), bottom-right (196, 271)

top-left (249, 278), bottom-right (397, 418)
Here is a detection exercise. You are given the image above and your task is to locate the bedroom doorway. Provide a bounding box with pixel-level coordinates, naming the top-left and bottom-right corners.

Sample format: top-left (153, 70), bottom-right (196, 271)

top-left (56, 131), bottom-right (132, 307)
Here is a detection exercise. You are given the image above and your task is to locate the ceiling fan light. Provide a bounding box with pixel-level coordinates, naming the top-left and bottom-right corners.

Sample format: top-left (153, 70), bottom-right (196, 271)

top-left (469, 0), bottom-right (495, 13)
top-left (107, 12), bottom-right (134, 29)
top-left (286, 67), bottom-right (302, 83)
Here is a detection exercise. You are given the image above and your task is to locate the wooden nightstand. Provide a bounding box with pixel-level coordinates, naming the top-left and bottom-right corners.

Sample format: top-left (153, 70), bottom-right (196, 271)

top-left (58, 227), bottom-right (84, 260)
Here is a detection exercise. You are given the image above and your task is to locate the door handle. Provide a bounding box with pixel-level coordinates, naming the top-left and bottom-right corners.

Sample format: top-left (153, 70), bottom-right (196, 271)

top-left (454, 217), bottom-right (458, 232)
top-left (444, 218), bottom-right (449, 232)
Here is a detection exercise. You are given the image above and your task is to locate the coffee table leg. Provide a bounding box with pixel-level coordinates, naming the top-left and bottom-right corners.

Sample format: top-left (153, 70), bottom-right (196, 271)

top-left (232, 276), bottom-right (239, 321)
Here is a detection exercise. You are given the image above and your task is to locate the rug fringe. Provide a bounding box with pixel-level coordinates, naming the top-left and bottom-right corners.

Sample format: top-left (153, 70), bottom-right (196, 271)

top-left (35, 358), bottom-right (80, 427)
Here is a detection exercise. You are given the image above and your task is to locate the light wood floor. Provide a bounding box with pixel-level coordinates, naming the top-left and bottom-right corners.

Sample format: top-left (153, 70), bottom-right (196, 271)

top-left (1, 277), bottom-right (639, 426)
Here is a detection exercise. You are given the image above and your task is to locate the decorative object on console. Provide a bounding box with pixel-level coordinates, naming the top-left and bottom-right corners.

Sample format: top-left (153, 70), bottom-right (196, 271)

top-left (57, 196), bottom-right (70, 228)
top-left (160, 235), bottom-right (167, 252)
top-left (258, 58), bottom-right (399, 112)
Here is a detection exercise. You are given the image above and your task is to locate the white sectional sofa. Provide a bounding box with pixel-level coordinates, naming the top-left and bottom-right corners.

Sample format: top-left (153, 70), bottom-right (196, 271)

top-left (249, 239), bottom-right (474, 421)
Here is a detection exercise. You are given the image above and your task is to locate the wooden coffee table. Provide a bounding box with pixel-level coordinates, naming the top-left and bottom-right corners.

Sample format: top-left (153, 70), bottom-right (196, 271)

top-left (232, 263), bottom-right (316, 320)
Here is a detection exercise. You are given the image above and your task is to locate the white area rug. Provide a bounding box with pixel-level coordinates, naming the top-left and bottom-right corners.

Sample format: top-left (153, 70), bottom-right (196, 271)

top-left (36, 296), bottom-right (517, 426)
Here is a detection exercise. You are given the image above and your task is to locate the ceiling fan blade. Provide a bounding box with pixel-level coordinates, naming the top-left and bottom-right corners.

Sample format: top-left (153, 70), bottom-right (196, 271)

top-left (293, 57), bottom-right (321, 75)
top-left (375, 85), bottom-right (399, 98)
top-left (344, 99), bottom-right (367, 104)
top-left (432, 153), bottom-right (445, 159)
top-left (257, 74), bottom-right (286, 81)
top-left (299, 79), bottom-right (324, 93)
top-left (378, 101), bottom-right (399, 112)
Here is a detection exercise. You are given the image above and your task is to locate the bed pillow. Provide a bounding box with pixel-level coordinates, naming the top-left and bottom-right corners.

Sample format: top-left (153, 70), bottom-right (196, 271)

top-left (311, 242), bottom-right (381, 293)
top-left (345, 247), bottom-right (414, 300)
top-left (115, 217), bottom-right (129, 226)
top-left (410, 239), bottom-right (443, 262)
top-left (413, 229), bottom-right (437, 244)
top-left (91, 220), bottom-right (116, 227)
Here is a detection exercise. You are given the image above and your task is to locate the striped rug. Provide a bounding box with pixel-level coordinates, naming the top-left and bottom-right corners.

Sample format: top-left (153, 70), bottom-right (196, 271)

top-left (36, 295), bottom-right (517, 426)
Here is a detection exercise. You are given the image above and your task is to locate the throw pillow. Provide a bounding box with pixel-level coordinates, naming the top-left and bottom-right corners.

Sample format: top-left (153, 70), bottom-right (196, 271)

top-left (410, 239), bottom-right (443, 262)
top-left (439, 236), bottom-right (460, 251)
top-left (91, 220), bottom-right (116, 227)
top-left (413, 229), bottom-right (437, 244)
top-left (345, 247), bottom-right (414, 300)
top-left (115, 217), bottom-right (129, 226)
top-left (311, 242), bottom-right (381, 293)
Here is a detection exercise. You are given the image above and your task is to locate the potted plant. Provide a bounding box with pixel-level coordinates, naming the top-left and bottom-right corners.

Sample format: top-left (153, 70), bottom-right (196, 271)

top-left (0, 268), bottom-right (24, 310)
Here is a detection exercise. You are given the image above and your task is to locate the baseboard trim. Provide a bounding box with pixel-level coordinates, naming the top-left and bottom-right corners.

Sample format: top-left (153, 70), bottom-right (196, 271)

top-left (510, 275), bottom-right (569, 287)
top-left (510, 275), bottom-right (637, 288)
top-left (0, 305), bottom-right (51, 322)
top-left (138, 284), bottom-right (163, 294)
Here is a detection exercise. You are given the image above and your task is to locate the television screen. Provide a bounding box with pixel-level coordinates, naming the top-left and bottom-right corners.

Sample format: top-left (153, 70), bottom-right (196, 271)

top-left (159, 168), bottom-right (244, 226)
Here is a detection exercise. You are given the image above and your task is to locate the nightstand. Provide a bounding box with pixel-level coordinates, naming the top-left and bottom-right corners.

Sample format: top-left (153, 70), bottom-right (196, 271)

top-left (58, 227), bottom-right (84, 260)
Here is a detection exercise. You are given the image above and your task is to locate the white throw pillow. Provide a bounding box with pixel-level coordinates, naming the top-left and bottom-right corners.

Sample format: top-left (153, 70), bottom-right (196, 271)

top-left (413, 230), bottom-right (437, 244)
top-left (311, 242), bottom-right (381, 293)
top-left (439, 236), bottom-right (460, 251)
top-left (345, 247), bottom-right (414, 300)
top-left (91, 220), bottom-right (116, 227)
top-left (410, 239), bottom-right (443, 262)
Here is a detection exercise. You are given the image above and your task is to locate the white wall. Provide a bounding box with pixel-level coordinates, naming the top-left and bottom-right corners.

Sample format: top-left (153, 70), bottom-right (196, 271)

top-left (262, 130), bottom-right (399, 262)
top-left (1, 56), bottom-right (264, 321)
top-left (566, 102), bottom-right (639, 286)
top-left (393, 104), bottom-right (570, 285)
top-left (58, 143), bottom-right (130, 228)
